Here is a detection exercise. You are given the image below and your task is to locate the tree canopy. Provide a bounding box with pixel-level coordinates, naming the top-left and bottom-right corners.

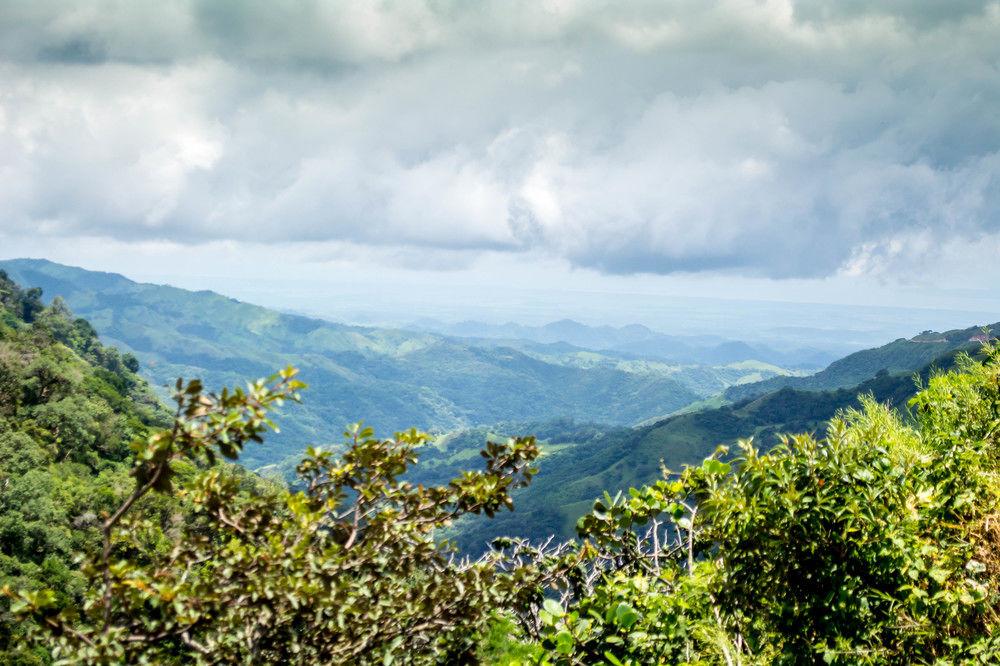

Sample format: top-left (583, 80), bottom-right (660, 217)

top-left (4, 268), bottom-right (1000, 664)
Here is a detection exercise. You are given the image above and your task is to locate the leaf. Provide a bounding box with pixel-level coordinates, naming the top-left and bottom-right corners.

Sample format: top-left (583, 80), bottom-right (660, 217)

top-left (613, 602), bottom-right (639, 628)
top-left (543, 598), bottom-right (564, 617)
top-left (928, 567), bottom-right (949, 584)
top-left (554, 630), bottom-right (574, 655)
top-left (604, 652), bottom-right (626, 666)
top-left (702, 458), bottom-right (731, 475)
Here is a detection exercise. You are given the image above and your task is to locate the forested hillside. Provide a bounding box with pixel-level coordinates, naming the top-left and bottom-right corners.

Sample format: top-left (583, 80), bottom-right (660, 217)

top-left (446, 348), bottom-right (969, 551)
top-left (723, 324), bottom-right (997, 401)
top-left (0, 259), bottom-right (792, 468)
top-left (8, 316), bottom-right (1000, 664)
top-left (0, 270), bottom-right (172, 664)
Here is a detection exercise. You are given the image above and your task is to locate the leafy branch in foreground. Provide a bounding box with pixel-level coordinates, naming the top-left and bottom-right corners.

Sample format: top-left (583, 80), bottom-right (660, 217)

top-left (516, 347), bottom-right (1000, 665)
top-left (9, 367), bottom-right (540, 664)
top-left (11, 342), bottom-right (1000, 665)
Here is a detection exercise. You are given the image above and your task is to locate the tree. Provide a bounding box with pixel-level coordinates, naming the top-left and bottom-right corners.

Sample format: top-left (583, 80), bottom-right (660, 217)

top-left (20, 288), bottom-right (44, 324)
top-left (9, 368), bottom-right (542, 664)
top-left (0, 276), bottom-right (170, 664)
top-left (526, 347), bottom-right (1000, 665)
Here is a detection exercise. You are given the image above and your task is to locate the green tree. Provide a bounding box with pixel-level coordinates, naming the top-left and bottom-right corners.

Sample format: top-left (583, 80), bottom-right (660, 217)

top-left (0, 271), bottom-right (170, 663)
top-left (525, 347), bottom-right (1000, 665)
top-left (10, 369), bottom-right (543, 664)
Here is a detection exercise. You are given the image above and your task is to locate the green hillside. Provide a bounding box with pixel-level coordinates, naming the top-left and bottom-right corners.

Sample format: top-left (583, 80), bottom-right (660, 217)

top-left (722, 324), bottom-right (997, 402)
top-left (448, 349), bottom-right (967, 551)
top-left (1, 259), bottom-right (782, 468)
top-left (471, 339), bottom-right (797, 400)
top-left (0, 270), bottom-right (173, 663)
top-left (413, 317), bottom-right (836, 369)
top-left (7, 259), bottom-right (987, 556)
top-left (5, 265), bottom-right (999, 664)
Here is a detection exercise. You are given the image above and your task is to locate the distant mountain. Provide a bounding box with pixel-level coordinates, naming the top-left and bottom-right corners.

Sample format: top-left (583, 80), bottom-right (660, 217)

top-left (1, 259), bottom-right (717, 467)
top-left (612, 336), bottom-right (835, 368)
top-left (411, 317), bottom-right (836, 369)
top-left (723, 323), bottom-right (998, 402)
top-left (458, 336), bottom-right (797, 400)
top-left (409, 318), bottom-right (661, 349)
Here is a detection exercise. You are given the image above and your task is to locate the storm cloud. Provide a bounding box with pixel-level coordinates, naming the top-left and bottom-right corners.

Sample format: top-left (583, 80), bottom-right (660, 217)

top-left (1, 0), bottom-right (998, 278)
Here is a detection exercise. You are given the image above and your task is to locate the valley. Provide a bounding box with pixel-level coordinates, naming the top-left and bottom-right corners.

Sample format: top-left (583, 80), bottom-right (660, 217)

top-left (1, 259), bottom-right (805, 468)
top-left (3, 258), bottom-right (995, 553)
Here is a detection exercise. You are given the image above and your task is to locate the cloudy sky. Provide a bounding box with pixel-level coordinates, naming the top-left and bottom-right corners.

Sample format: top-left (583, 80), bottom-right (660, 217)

top-left (1, 1), bottom-right (999, 332)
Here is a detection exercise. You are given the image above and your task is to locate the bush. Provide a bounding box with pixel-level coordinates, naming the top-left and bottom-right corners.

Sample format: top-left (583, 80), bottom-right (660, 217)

top-left (524, 346), bottom-right (1000, 664)
top-left (9, 370), bottom-right (543, 664)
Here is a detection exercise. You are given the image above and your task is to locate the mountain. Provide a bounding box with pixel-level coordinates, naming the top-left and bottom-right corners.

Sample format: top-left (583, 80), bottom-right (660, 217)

top-left (1, 259), bottom-right (719, 468)
top-left (411, 317), bottom-right (837, 369)
top-left (445, 347), bottom-right (972, 551)
top-left (723, 323), bottom-right (999, 402)
top-left (456, 337), bottom-right (797, 400)
top-left (409, 318), bottom-right (663, 349)
top-left (10, 258), bottom-right (986, 554)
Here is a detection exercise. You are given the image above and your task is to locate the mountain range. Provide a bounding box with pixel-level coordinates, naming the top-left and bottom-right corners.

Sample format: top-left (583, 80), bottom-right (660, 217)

top-left (5, 257), bottom-right (997, 553)
top-left (0, 259), bottom-right (792, 467)
top-left (409, 317), bottom-right (837, 369)
top-left (442, 345), bottom-right (978, 550)
top-left (723, 323), bottom-right (997, 402)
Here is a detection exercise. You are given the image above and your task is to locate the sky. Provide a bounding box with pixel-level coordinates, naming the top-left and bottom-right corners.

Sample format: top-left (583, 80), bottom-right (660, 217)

top-left (1, 1), bottom-right (999, 339)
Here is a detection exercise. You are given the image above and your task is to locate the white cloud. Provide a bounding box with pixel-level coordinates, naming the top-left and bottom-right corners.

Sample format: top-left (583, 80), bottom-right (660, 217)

top-left (0, 1), bottom-right (998, 280)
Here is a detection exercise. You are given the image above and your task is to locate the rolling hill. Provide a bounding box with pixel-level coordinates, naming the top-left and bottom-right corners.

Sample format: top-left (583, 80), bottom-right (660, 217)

top-left (2, 259), bottom-right (767, 468)
top-left (411, 317), bottom-right (836, 369)
top-left (446, 346), bottom-right (973, 551)
top-left (723, 323), bottom-right (998, 402)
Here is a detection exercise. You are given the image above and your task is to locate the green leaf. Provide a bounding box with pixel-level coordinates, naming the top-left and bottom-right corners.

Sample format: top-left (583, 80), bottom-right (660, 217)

top-left (929, 567), bottom-right (949, 585)
top-left (554, 630), bottom-right (574, 655)
top-left (613, 602), bottom-right (639, 628)
top-left (542, 598), bottom-right (564, 617)
top-left (604, 652), bottom-right (626, 666)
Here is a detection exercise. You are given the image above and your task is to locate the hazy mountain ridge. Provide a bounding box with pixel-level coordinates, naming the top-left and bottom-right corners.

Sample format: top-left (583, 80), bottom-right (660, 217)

top-left (3, 259), bottom-right (739, 467)
top-left (723, 322), bottom-right (999, 402)
top-left (410, 317), bottom-right (837, 369)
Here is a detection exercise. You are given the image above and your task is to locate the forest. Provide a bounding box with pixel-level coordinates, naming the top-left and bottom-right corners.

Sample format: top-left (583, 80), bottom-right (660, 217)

top-left (3, 271), bottom-right (1000, 664)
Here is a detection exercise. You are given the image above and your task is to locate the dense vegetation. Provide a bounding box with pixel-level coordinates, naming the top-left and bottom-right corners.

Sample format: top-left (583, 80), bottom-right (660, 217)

top-left (516, 348), bottom-right (1000, 663)
top-left (10, 336), bottom-right (1000, 663)
top-left (0, 270), bottom-right (171, 664)
top-left (0, 259), bottom-right (799, 468)
top-left (422, 352), bottom-right (965, 551)
top-left (6, 269), bottom-right (1000, 664)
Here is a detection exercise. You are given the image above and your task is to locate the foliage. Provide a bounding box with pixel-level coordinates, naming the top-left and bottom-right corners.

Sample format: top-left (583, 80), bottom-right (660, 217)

top-left (0, 270), bottom-right (169, 664)
top-left (448, 361), bottom-right (945, 551)
top-left (513, 346), bottom-right (1000, 664)
top-left (6, 263), bottom-right (1000, 664)
top-left (9, 368), bottom-right (544, 664)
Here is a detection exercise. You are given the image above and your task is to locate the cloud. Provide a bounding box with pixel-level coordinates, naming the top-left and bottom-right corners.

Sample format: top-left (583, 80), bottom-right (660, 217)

top-left (1, 0), bottom-right (999, 279)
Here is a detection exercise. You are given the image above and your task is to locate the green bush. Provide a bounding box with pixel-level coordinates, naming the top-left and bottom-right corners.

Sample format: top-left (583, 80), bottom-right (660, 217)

top-left (523, 346), bottom-right (1000, 665)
